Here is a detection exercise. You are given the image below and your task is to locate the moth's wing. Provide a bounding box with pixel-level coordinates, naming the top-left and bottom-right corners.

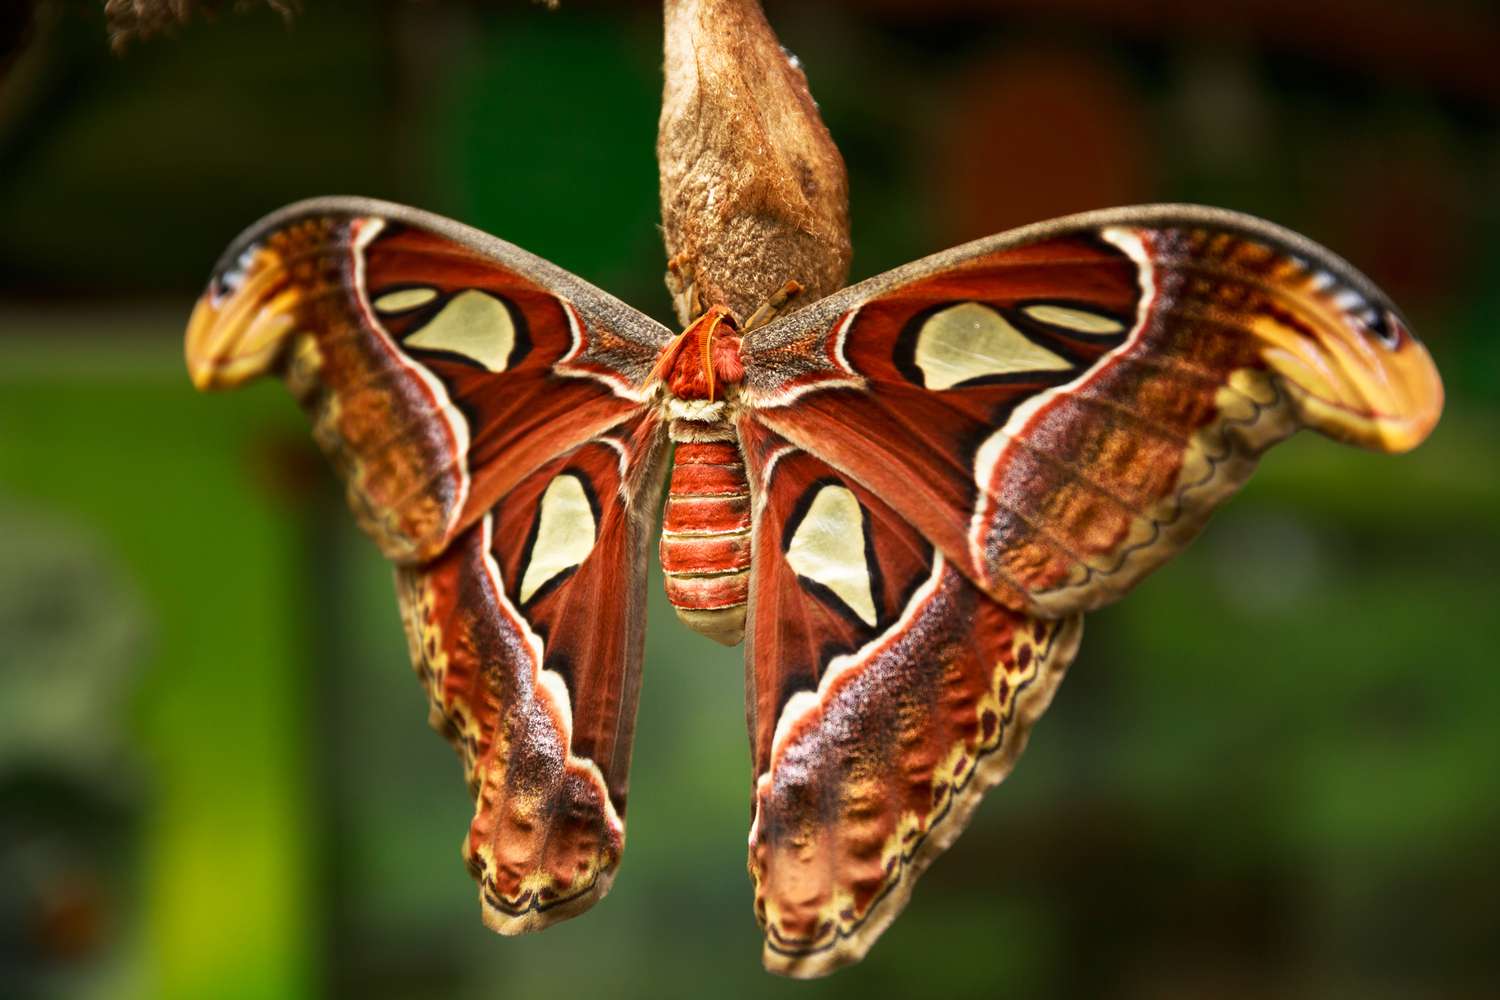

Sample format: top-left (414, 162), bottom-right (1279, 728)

top-left (186, 196), bottom-right (672, 564)
top-left (397, 411), bottom-right (669, 932)
top-left (737, 421), bottom-right (1082, 976)
top-left (734, 204), bottom-right (1443, 974)
top-left (741, 204), bottom-right (1443, 618)
top-left (184, 198), bottom-right (675, 930)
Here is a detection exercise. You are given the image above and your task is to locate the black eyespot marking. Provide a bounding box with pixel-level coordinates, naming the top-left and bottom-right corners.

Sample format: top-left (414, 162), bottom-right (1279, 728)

top-left (1368, 309), bottom-right (1404, 349)
top-left (211, 244), bottom-right (259, 305)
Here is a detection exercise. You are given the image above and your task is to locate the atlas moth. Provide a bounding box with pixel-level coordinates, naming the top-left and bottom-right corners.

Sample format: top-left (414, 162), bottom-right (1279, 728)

top-left (186, 196), bottom-right (1442, 977)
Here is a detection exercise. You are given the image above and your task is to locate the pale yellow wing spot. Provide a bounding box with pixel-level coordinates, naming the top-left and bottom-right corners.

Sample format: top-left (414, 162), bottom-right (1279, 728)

top-left (405, 290), bottom-right (517, 371)
top-left (373, 287), bottom-right (440, 313)
top-left (1022, 303), bottom-right (1126, 335)
top-left (785, 485), bottom-right (878, 626)
top-left (519, 474), bottom-right (597, 603)
top-left (914, 302), bottom-right (1072, 390)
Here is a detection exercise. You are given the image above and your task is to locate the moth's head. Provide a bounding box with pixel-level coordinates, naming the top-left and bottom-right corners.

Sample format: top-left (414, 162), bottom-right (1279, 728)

top-left (655, 304), bottom-right (745, 401)
top-left (1257, 274), bottom-right (1443, 454)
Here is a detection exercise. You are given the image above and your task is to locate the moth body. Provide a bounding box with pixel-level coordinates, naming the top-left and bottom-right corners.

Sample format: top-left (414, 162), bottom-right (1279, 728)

top-left (656, 304), bottom-right (746, 402)
top-left (657, 306), bottom-right (753, 645)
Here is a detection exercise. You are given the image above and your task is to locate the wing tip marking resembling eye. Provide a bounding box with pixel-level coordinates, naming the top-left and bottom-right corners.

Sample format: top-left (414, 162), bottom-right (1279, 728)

top-left (1297, 261), bottom-right (1401, 348)
top-left (1367, 309), bottom-right (1404, 349)
top-left (209, 243), bottom-right (261, 307)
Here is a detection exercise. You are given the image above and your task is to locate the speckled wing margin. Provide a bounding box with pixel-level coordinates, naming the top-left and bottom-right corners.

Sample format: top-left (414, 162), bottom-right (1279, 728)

top-left (741, 204), bottom-right (1443, 619)
top-left (397, 412), bottom-right (667, 931)
top-left (185, 196), bottom-right (672, 564)
top-left (736, 421), bottom-right (1082, 976)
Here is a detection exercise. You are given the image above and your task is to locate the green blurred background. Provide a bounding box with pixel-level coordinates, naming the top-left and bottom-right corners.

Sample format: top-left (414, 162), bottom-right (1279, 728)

top-left (1, 2), bottom-right (1497, 997)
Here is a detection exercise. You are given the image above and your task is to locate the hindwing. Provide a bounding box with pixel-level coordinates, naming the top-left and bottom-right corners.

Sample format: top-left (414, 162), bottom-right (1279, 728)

top-left (397, 413), bottom-right (667, 930)
top-left (738, 422), bottom-right (1082, 976)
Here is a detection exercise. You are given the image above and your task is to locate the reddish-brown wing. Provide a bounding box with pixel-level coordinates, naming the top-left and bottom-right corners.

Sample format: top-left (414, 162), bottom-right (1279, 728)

top-left (734, 205), bottom-right (1442, 975)
top-left (737, 421), bottom-right (1081, 976)
top-left (186, 197), bottom-right (672, 564)
top-left (741, 205), bottom-right (1443, 619)
top-left (396, 412), bottom-right (668, 932)
top-left (185, 198), bottom-right (675, 932)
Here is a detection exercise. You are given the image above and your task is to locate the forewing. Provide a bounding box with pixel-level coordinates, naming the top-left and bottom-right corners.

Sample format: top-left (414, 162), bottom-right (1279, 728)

top-left (186, 196), bottom-right (672, 563)
top-left (738, 420), bottom-right (1082, 976)
top-left (741, 204), bottom-right (1442, 617)
top-left (397, 412), bottom-right (668, 932)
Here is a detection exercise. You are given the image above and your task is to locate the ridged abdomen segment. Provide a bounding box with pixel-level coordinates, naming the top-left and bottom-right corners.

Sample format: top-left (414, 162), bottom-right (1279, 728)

top-left (661, 431), bottom-right (751, 646)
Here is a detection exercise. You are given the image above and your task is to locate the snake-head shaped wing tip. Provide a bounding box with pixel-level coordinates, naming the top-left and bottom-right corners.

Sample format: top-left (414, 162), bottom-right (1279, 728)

top-left (1277, 306), bottom-right (1443, 454)
top-left (184, 243), bottom-right (302, 392)
top-left (1233, 248), bottom-right (1444, 455)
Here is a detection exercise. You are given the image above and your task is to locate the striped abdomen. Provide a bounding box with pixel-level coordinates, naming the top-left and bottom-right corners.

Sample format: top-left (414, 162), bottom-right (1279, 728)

top-left (660, 428), bottom-right (751, 645)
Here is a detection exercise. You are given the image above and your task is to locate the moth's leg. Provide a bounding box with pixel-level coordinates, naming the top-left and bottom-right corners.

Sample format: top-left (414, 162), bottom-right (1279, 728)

top-left (743, 279), bottom-right (805, 331)
top-left (666, 252), bottom-right (704, 324)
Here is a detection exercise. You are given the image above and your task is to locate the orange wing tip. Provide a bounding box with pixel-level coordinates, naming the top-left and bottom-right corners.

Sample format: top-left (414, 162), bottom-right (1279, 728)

top-left (1327, 334), bottom-right (1442, 454)
top-left (1259, 309), bottom-right (1444, 454)
top-left (183, 250), bottom-right (299, 391)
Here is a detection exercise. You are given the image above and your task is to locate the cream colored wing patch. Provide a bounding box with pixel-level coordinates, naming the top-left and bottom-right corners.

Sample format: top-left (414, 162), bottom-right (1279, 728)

top-left (914, 302), bottom-right (1073, 390)
top-left (373, 287), bottom-right (440, 312)
top-left (519, 473), bottom-right (597, 603)
top-left (785, 485), bottom-right (878, 626)
top-left (404, 289), bottom-right (518, 371)
top-left (1022, 303), bottom-right (1126, 335)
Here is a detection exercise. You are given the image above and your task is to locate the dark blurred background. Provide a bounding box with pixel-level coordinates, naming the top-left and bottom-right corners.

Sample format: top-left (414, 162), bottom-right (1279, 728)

top-left (1, 1), bottom-right (1496, 997)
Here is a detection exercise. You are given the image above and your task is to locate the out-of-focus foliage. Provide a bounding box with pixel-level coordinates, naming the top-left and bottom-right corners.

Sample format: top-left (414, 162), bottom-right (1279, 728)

top-left (1, 2), bottom-right (1496, 998)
